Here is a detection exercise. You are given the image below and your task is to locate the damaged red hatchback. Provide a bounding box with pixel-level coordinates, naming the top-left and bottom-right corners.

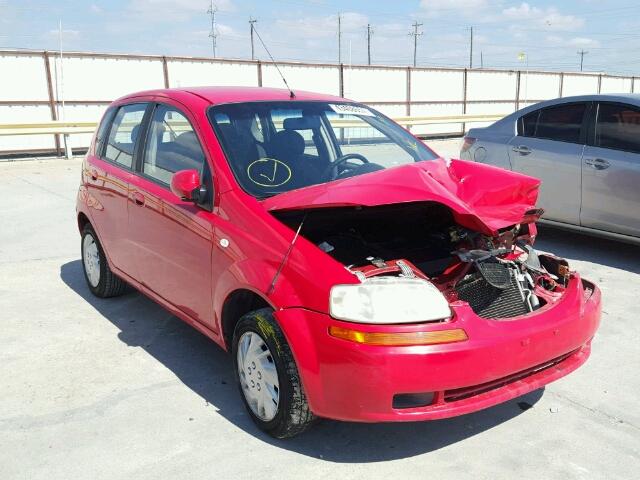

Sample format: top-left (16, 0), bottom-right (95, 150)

top-left (77, 87), bottom-right (601, 438)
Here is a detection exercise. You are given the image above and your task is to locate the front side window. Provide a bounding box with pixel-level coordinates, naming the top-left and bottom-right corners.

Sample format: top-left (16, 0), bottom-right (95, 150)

top-left (519, 103), bottom-right (586, 144)
top-left (143, 105), bottom-right (206, 185)
top-left (104, 103), bottom-right (147, 168)
top-left (208, 101), bottom-right (437, 198)
top-left (595, 103), bottom-right (640, 154)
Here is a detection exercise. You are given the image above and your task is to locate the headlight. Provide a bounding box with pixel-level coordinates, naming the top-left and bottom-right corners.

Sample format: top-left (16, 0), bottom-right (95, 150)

top-left (329, 277), bottom-right (451, 324)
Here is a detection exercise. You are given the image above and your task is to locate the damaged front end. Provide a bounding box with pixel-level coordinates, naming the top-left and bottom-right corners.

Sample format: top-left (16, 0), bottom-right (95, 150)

top-left (273, 201), bottom-right (568, 322)
top-left (264, 159), bottom-right (587, 323)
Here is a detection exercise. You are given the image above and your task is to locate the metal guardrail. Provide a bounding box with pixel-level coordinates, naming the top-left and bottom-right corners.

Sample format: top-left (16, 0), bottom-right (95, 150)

top-left (0, 114), bottom-right (505, 137)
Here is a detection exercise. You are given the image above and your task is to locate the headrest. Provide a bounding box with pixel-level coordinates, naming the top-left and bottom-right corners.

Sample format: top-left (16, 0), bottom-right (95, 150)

top-left (175, 131), bottom-right (200, 152)
top-left (131, 124), bottom-right (141, 144)
top-left (270, 130), bottom-right (305, 160)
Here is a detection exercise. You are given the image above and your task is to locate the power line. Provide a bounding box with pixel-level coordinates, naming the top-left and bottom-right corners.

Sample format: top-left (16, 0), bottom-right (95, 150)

top-left (409, 21), bottom-right (423, 67)
top-left (366, 23), bottom-right (373, 65)
top-left (337, 13), bottom-right (342, 64)
top-left (249, 16), bottom-right (257, 60)
top-left (207, 0), bottom-right (218, 57)
top-left (578, 49), bottom-right (589, 71)
top-left (469, 26), bottom-right (473, 68)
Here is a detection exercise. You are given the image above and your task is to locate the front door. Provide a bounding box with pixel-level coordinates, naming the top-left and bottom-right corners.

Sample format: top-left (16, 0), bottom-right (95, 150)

top-left (581, 102), bottom-right (640, 237)
top-left (127, 102), bottom-right (214, 325)
top-left (507, 102), bottom-right (588, 225)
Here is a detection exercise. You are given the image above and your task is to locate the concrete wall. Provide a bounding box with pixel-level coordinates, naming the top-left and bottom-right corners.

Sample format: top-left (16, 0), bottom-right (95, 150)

top-left (1, 49), bottom-right (637, 153)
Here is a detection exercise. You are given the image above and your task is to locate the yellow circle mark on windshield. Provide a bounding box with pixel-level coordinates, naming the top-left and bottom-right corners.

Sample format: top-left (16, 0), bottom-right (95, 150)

top-left (247, 158), bottom-right (292, 188)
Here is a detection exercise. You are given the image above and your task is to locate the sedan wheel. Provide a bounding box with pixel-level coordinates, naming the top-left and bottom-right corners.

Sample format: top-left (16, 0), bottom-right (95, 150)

top-left (232, 308), bottom-right (315, 438)
top-left (236, 331), bottom-right (279, 421)
top-left (82, 233), bottom-right (101, 288)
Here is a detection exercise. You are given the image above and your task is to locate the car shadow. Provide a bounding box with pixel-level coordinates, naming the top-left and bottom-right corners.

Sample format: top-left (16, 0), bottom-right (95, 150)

top-left (535, 225), bottom-right (640, 274)
top-left (61, 259), bottom-right (543, 462)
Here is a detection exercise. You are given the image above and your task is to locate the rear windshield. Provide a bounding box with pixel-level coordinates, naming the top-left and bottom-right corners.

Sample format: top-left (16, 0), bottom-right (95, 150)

top-left (207, 101), bottom-right (437, 198)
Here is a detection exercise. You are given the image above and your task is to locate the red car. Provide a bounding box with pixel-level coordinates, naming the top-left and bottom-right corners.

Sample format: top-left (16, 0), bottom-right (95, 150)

top-left (76, 87), bottom-right (601, 438)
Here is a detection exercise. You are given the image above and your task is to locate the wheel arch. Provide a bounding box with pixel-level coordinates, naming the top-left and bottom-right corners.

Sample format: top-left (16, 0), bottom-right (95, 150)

top-left (221, 288), bottom-right (273, 350)
top-left (77, 211), bottom-right (91, 233)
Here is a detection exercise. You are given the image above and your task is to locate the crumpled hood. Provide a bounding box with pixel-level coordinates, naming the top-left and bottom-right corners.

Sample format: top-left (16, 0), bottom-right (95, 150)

top-left (262, 158), bottom-right (541, 236)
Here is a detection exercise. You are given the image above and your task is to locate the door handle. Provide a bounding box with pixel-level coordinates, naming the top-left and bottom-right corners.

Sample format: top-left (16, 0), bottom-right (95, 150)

top-left (584, 158), bottom-right (611, 170)
top-left (131, 191), bottom-right (145, 206)
top-left (512, 145), bottom-right (532, 155)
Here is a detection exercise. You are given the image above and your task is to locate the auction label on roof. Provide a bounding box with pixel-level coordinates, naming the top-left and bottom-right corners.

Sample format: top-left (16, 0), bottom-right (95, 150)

top-left (329, 104), bottom-right (375, 117)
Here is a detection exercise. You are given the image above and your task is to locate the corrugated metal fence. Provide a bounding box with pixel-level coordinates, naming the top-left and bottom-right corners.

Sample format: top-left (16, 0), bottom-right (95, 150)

top-left (0, 49), bottom-right (637, 155)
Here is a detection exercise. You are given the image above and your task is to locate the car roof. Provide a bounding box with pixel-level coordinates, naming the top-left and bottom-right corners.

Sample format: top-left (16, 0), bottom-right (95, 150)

top-left (481, 93), bottom-right (640, 133)
top-left (115, 86), bottom-right (348, 105)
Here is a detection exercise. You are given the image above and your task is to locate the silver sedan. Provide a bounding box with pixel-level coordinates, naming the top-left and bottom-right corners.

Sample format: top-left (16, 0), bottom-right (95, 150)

top-left (460, 94), bottom-right (640, 244)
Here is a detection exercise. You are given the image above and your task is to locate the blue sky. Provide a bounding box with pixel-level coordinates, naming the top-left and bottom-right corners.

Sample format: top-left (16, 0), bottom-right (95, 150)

top-left (1, 0), bottom-right (640, 74)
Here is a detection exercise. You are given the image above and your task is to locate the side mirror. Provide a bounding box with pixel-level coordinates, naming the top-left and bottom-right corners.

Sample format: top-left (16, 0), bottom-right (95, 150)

top-left (170, 169), bottom-right (207, 204)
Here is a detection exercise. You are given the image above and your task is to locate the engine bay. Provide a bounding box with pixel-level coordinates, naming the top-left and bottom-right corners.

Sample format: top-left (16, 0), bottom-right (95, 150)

top-left (273, 202), bottom-right (571, 320)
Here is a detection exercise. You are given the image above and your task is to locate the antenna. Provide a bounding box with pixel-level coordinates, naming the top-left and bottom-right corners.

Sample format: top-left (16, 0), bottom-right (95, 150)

top-left (251, 24), bottom-right (295, 98)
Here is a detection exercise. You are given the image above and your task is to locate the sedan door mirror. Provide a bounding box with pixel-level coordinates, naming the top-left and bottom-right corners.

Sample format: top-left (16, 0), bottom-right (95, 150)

top-left (170, 169), bottom-right (207, 204)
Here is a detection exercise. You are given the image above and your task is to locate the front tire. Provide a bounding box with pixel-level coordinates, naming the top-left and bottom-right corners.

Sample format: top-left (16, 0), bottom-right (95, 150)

top-left (81, 224), bottom-right (127, 298)
top-left (232, 308), bottom-right (315, 438)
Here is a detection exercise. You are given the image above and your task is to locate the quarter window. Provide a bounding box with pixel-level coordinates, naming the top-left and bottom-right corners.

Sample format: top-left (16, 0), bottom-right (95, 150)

top-left (142, 105), bottom-right (206, 185)
top-left (104, 103), bottom-right (147, 168)
top-left (519, 103), bottom-right (586, 144)
top-left (595, 103), bottom-right (640, 154)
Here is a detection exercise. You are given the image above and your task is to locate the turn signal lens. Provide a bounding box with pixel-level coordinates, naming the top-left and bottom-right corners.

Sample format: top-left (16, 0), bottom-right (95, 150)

top-left (328, 326), bottom-right (468, 346)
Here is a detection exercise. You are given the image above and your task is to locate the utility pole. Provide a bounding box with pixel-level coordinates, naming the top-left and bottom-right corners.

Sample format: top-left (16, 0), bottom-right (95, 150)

top-left (338, 13), bottom-right (342, 64)
top-left (249, 17), bottom-right (257, 60)
top-left (366, 24), bottom-right (373, 65)
top-left (577, 50), bottom-right (588, 72)
top-left (469, 26), bottom-right (473, 68)
top-left (207, 0), bottom-right (218, 57)
top-left (480, 51), bottom-right (483, 68)
top-left (409, 21), bottom-right (423, 68)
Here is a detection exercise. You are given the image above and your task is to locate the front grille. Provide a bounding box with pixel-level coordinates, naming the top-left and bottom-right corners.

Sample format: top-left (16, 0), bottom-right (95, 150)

top-left (444, 350), bottom-right (575, 403)
top-left (456, 273), bottom-right (529, 319)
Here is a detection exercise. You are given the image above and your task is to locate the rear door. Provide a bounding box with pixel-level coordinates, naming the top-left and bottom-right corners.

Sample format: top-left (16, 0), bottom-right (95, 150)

top-left (127, 100), bottom-right (214, 325)
top-left (85, 103), bottom-right (149, 273)
top-left (581, 102), bottom-right (640, 237)
top-left (507, 102), bottom-right (588, 225)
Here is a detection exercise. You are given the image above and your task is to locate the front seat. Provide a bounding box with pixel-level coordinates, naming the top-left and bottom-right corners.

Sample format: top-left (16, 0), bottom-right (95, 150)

top-left (267, 130), bottom-right (319, 187)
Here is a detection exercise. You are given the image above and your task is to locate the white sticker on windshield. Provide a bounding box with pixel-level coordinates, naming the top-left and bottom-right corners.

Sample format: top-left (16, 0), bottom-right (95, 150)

top-left (329, 103), bottom-right (375, 117)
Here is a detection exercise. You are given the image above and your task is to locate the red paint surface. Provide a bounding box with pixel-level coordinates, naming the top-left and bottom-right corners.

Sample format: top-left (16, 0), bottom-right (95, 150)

top-left (77, 87), bottom-right (601, 422)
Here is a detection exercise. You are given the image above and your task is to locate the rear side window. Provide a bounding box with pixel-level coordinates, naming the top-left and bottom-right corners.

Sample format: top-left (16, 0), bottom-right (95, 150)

top-left (104, 104), bottom-right (147, 168)
top-left (142, 105), bottom-right (206, 185)
top-left (94, 108), bottom-right (115, 156)
top-left (519, 103), bottom-right (586, 144)
top-left (595, 103), bottom-right (640, 154)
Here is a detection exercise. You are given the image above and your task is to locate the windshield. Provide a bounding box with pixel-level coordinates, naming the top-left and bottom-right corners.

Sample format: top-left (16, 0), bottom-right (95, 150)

top-left (207, 101), bottom-right (438, 197)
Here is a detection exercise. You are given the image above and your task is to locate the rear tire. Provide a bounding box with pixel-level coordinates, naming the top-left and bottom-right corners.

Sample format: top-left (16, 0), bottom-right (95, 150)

top-left (232, 308), bottom-right (315, 438)
top-left (81, 224), bottom-right (127, 298)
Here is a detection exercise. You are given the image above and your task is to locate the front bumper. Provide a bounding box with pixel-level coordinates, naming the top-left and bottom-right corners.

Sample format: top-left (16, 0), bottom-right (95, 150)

top-left (275, 273), bottom-right (601, 422)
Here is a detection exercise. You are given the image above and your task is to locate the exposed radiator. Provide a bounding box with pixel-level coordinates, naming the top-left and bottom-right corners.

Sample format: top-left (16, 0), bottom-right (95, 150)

top-left (455, 273), bottom-right (529, 319)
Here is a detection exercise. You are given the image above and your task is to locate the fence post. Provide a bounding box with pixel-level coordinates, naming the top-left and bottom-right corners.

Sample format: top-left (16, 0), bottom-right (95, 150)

top-left (462, 68), bottom-right (468, 135)
top-left (339, 63), bottom-right (344, 97)
top-left (597, 74), bottom-right (602, 94)
top-left (632, 77), bottom-right (636, 93)
top-left (559, 72), bottom-right (564, 97)
top-left (515, 70), bottom-right (521, 111)
top-left (43, 51), bottom-right (61, 157)
top-left (257, 60), bottom-right (263, 87)
top-left (162, 56), bottom-right (170, 88)
top-left (406, 66), bottom-right (411, 117)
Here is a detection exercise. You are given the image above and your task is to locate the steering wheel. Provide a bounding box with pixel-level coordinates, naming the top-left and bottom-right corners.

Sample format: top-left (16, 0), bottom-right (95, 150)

top-left (323, 153), bottom-right (369, 180)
